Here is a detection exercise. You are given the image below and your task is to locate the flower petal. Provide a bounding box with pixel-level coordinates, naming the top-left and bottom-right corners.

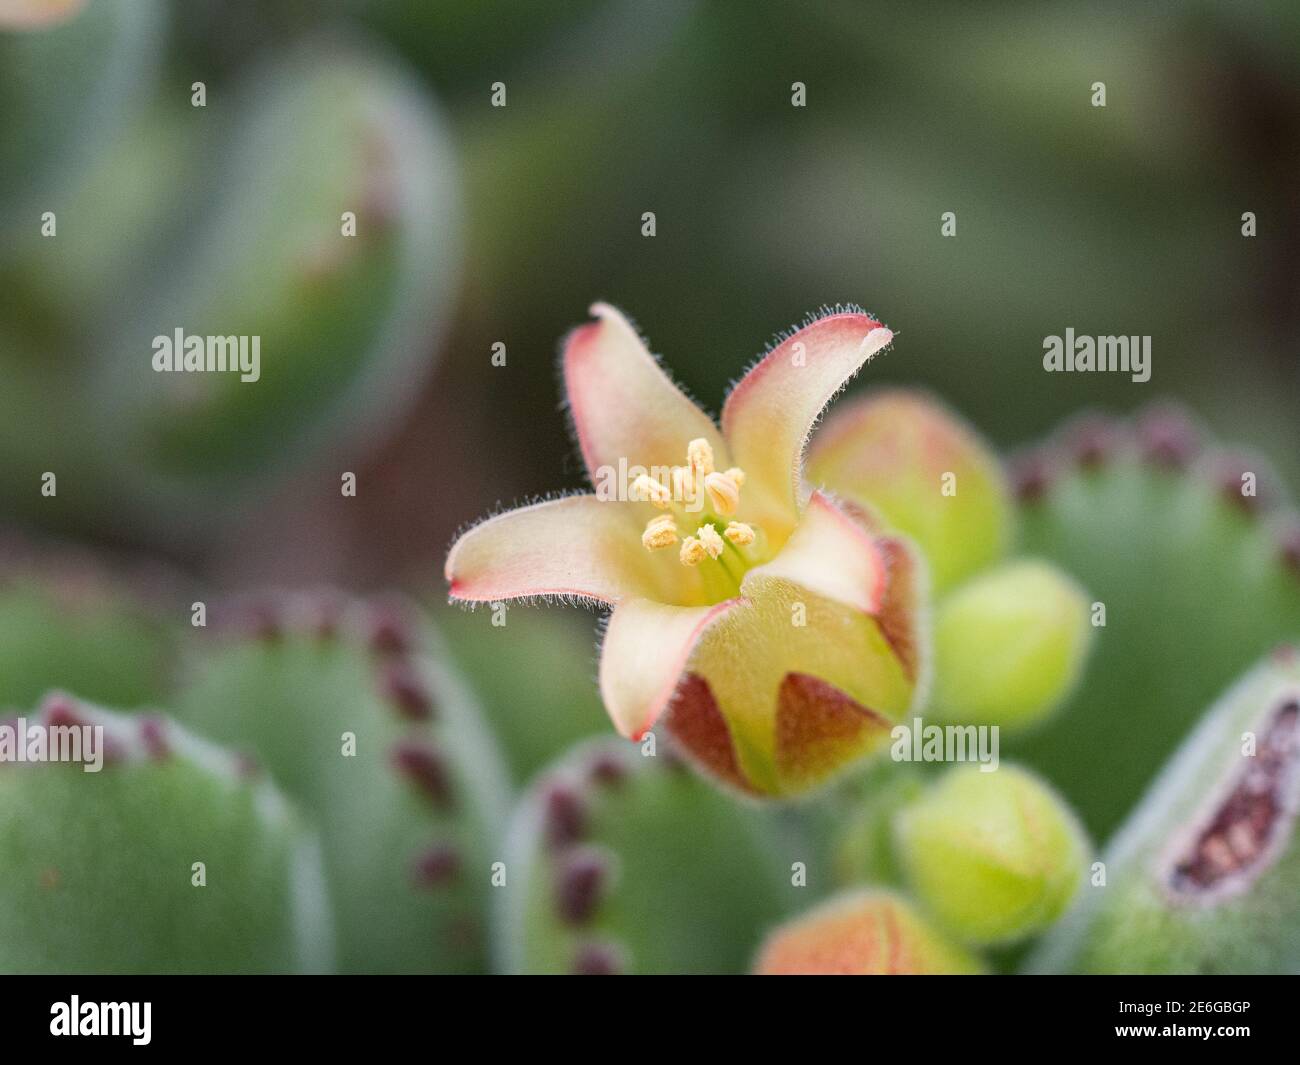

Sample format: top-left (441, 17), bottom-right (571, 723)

top-left (742, 491), bottom-right (886, 615)
top-left (722, 311), bottom-right (892, 531)
top-left (563, 302), bottom-right (727, 484)
top-left (598, 596), bottom-right (740, 740)
top-left (446, 495), bottom-right (661, 605)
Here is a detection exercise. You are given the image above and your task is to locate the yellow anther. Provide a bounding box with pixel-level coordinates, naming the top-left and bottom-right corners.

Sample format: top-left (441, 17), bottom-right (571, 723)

top-left (724, 466), bottom-right (746, 488)
top-left (704, 471), bottom-right (740, 515)
top-left (679, 536), bottom-right (706, 566)
top-left (687, 438), bottom-right (715, 478)
top-left (631, 473), bottom-right (671, 508)
top-left (697, 523), bottom-right (725, 559)
top-left (641, 514), bottom-right (678, 550)
top-left (724, 521), bottom-right (756, 546)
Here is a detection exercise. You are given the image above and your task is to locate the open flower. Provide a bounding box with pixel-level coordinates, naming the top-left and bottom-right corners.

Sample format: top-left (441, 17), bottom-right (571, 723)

top-left (445, 303), bottom-right (924, 796)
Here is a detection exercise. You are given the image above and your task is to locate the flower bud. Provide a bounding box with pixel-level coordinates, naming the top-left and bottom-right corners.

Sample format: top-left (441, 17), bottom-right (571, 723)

top-left (895, 764), bottom-right (1089, 945)
top-left (754, 890), bottom-right (983, 974)
top-left (932, 559), bottom-right (1091, 731)
top-left (806, 389), bottom-right (1012, 594)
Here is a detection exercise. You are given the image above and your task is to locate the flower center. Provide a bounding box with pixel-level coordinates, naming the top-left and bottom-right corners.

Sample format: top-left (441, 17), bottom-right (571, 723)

top-left (633, 439), bottom-right (758, 589)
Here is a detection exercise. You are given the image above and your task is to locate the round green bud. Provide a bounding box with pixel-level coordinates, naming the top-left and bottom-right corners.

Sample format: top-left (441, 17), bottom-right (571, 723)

top-left (895, 764), bottom-right (1089, 945)
top-left (932, 558), bottom-right (1091, 731)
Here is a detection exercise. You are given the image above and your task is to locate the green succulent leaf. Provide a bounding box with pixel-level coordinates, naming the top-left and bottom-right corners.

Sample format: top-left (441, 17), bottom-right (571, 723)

top-left (1028, 649), bottom-right (1300, 974)
top-left (176, 594), bottom-right (510, 973)
top-left (0, 695), bottom-right (331, 973)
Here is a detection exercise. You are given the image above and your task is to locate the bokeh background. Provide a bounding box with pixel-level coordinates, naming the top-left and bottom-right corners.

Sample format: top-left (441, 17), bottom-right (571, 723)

top-left (2, 0), bottom-right (1297, 811)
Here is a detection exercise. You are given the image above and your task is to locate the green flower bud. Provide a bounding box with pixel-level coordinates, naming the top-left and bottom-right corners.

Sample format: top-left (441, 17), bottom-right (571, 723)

top-left (754, 890), bottom-right (983, 975)
top-left (895, 764), bottom-right (1089, 945)
top-left (1028, 649), bottom-right (1300, 973)
top-left (932, 559), bottom-right (1092, 731)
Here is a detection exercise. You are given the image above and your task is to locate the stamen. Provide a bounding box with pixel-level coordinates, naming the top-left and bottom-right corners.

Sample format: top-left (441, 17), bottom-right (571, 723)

top-left (697, 524), bottom-right (725, 559)
top-left (679, 536), bottom-right (706, 566)
top-left (687, 438), bottom-right (715, 478)
top-left (724, 467), bottom-right (746, 487)
top-left (641, 514), bottom-right (678, 550)
top-left (631, 473), bottom-right (671, 508)
top-left (704, 471), bottom-right (740, 515)
top-left (725, 521), bottom-right (756, 546)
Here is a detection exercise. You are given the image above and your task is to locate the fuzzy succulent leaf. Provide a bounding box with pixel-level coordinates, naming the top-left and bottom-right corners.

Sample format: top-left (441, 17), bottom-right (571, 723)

top-left (0, 696), bottom-right (331, 973)
top-left (176, 595), bottom-right (510, 973)
top-left (1008, 407), bottom-right (1300, 838)
top-left (1027, 649), bottom-right (1300, 974)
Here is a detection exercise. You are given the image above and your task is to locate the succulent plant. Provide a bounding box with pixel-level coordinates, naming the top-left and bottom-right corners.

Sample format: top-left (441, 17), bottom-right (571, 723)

top-left (175, 593), bottom-right (510, 973)
top-left (754, 889), bottom-right (983, 975)
top-left (0, 693), bottom-right (331, 973)
top-left (1027, 648), bottom-right (1300, 974)
top-left (494, 738), bottom-right (800, 974)
top-left (1008, 405), bottom-right (1300, 837)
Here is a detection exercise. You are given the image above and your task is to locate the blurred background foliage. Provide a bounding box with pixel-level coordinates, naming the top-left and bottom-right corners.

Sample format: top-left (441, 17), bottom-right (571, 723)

top-left (1, 0), bottom-right (1297, 800)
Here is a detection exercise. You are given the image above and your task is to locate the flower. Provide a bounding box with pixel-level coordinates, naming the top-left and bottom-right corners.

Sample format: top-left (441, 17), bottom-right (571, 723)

top-left (445, 303), bottom-right (923, 796)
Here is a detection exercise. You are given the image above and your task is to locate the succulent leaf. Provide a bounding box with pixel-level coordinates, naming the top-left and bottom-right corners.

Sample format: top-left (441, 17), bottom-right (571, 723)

top-left (0, 695), bottom-right (331, 973)
top-left (1009, 407), bottom-right (1300, 837)
top-left (1027, 650), bottom-right (1300, 973)
top-left (176, 594), bottom-right (510, 973)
